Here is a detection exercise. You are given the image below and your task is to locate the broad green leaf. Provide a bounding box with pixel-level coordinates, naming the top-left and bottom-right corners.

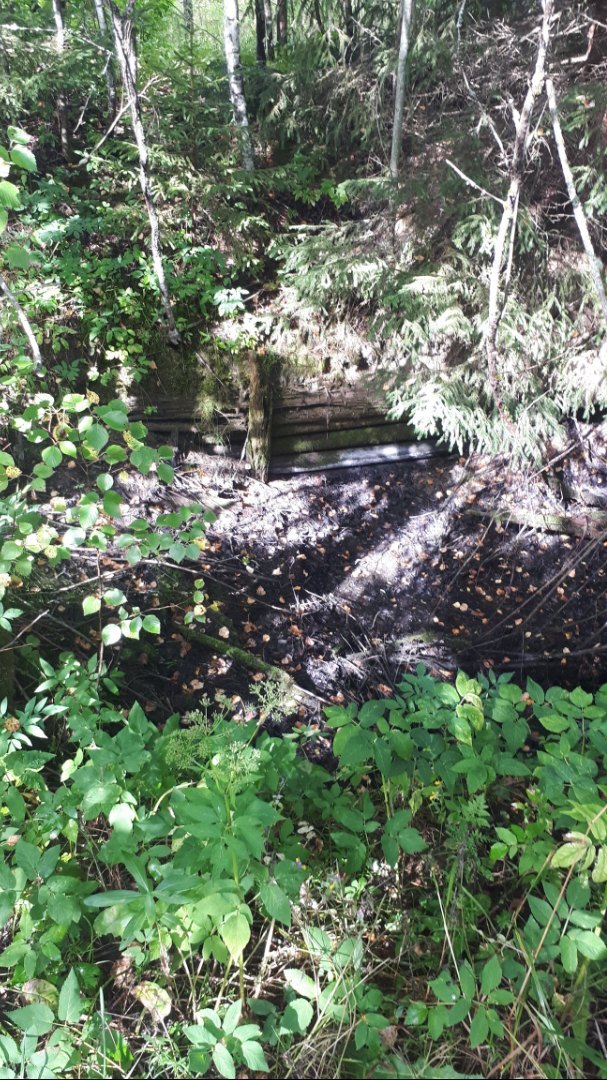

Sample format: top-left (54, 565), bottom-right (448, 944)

top-left (142, 614), bottom-right (161, 634)
top-left (220, 912), bottom-right (250, 959)
top-left (103, 490), bottom-right (123, 518)
top-left (212, 1043), bottom-right (235, 1080)
top-left (404, 1001), bottom-right (427, 1026)
top-left (7, 126), bottom-right (31, 145)
top-left (592, 846), bottom-right (607, 884)
top-left (284, 968), bottom-right (317, 1000)
top-left (82, 595), bottom-right (101, 616)
top-left (0, 180), bottom-right (21, 209)
top-left (280, 998), bottom-right (313, 1034)
top-left (560, 935), bottom-right (578, 974)
top-left (85, 424), bottom-right (109, 452)
top-left (480, 954), bottom-right (502, 996)
top-left (259, 882), bottom-right (291, 926)
top-left (10, 146), bottom-right (36, 173)
top-left (222, 1001), bottom-right (241, 1035)
top-left (58, 969), bottom-right (82, 1024)
top-left (7, 1003), bottom-right (54, 1036)
top-left (41, 445), bottom-right (62, 469)
top-left (101, 623), bottom-right (121, 646)
top-left (469, 1006), bottom-right (489, 1048)
top-left (240, 1041), bottom-right (269, 1072)
top-left (571, 931), bottom-right (607, 961)
top-left (132, 982), bottom-right (171, 1021)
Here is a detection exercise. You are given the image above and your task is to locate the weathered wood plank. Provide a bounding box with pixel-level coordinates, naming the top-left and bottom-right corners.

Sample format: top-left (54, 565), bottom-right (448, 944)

top-left (272, 422), bottom-right (416, 456)
top-left (271, 440), bottom-right (445, 475)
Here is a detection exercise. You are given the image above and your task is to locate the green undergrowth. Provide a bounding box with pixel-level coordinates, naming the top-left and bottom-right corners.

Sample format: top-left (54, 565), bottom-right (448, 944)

top-left (2, 666), bottom-right (607, 1078)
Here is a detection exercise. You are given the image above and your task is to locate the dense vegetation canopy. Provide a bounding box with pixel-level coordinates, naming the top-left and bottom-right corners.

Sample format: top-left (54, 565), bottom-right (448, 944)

top-left (1, 0), bottom-right (607, 1077)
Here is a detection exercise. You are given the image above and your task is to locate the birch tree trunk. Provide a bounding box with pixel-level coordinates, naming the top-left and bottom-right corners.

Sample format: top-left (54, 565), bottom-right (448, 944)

top-left (276, 0), bottom-right (287, 46)
top-left (108, 1), bottom-right (180, 344)
top-left (263, 0), bottom-right (274, 60)
top-left (51, 0), bottom-right (71, 160)
top-left (0, 273), bottom-right (43, 373)
top-left (223, 0), bottom-right (255, 171)
top-left (91, 0), bottom-right (117, 120)
top-left (485, 0), bottom-right (553, 420)
top-left (546, 77), bottom-right (607, 348)
top-left (389, 0), bottom-right (415, 180)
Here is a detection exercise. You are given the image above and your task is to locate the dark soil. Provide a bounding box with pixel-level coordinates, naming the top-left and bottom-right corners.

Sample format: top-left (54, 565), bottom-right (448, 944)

top-left (112, 432), bottom-right (607, 720)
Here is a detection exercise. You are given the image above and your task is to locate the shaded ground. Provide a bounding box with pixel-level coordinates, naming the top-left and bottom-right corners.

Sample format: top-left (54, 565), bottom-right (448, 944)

top-left (115, 433), bottom-right (607, 718)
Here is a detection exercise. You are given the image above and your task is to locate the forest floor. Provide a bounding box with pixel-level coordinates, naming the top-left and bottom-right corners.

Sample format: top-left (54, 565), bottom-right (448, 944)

top-left (107, 429), bottom-right (607, 726)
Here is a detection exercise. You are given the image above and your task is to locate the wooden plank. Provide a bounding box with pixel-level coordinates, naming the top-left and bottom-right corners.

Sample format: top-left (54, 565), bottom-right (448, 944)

top-left (270, 441), bottom-right (445, 475)
top-left (272, 422), bottom-right (416, 456)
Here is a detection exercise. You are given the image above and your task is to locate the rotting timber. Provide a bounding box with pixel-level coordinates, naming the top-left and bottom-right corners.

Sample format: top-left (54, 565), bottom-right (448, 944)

top-left (128, 368), bottom-right (425, 476)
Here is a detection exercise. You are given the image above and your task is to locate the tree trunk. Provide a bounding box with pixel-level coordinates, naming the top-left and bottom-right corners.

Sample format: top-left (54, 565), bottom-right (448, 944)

top-left (0, 273), bottom-right (43, 374)
top-left (108, 1), bottom-right (180, 345)
top-left (276, 0), bottom-right (287, 46)
top-left (343, 0), bottom-right (355, 63)
top-left (389, 0), bottom-right (415, 180)
top-left (51, 0), bottom-right (71, 160)
top-left (485, 0), bottom-right (553, 423)
top-left (263, 0), bottom-right (274, 59)
top-left (223, 0), bottom-right (255, 171)
top-left (546, 76), bottom-right (607, 355)
top-left (182, 0), bottom-right (193, 36)
top-left (91, 0), bottom-right (117, 120)
top-left (255, 0), bottom-right (266, 63)
top-left (247, 354), bottom-right (274, 480)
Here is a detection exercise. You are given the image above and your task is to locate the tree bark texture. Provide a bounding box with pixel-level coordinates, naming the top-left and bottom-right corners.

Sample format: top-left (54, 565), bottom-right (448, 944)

top-left (485, 0), bottom-right (553, 423)
top-left (276, 0), bottom-right (287, 46)
top-left (91, 0), bottom-right (117, 120)
top-left (108, 1), bottom-right (180, 344)
top-left (389, 0), bottom-right (415, 179)
top-left (546, 76), bottom-right (607, 349)
top-left (223, 0), bottom-right (255, 171)
top-left (51, 0), bottom-right (71, 160)
top-left (0, 272), bottom-right (43, 373)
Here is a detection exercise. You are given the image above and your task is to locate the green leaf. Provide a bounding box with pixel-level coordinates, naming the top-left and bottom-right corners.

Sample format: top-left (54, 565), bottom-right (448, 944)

top-left (7, 1003), bottom-right (54, 1036)
top-left (469, 1007), bottom-right (489, 1048)
top-left (240, 1041), bottom-right (269, 1072)
top-left (63, 527), bottom-right (86, 548)
top-left (102, 623), bottom-right (121, 646)
top-left (284, 968), bottom-right (317, 1000)
top-left (8, 126), bottom-right (32, 145)
top-left (130, 447), bottom-right (157, 475)
top-left (10, 145), bottom-right (36, 173)
top-left (41, 445), bottom-right (62, 469)
top-left (398, 827), bottom-right (427, 854)
top-left (82, 595), bottom-right (101, 616)
top-left (142, 614), bottom-right (161, 634)
top-left (592, 846), bottom-right (607, 884)
top-left (212, 1043), bottom-right (235, 1080)
top-left (528, 896), bottom-right (556, 927)
top-left (560, 935), bottom-right (578, 974)
top-left (480, 954), bottom-right (502, 996)
top-left (103, 490), bottom-right (123, 518)
top-left (96, 473), bottom-right (114, 492)
top-left (220, 912), bottom-right (250, 959)
top-left (571, 931), bottom-right (607, 961)
top-left (0, 208), bottom-right (7, 234)
top-left (280, 998), bottom-right (314, 1034)
top-left (0, 180), bottom-right (21, 209)
top-left (85, 424), bottom-right (109, 452)
top-left (6, 242), bottom-right (32, 269)
top-left (157, 462), bottom-right (174, 484)
top-left (58, 969), bottom-right (82, 1024)
top-left (259, 882), bottom-right (291, 926)
top-left (103, 588), bottom-right (126, 607)
top-left (13, 839), bottom-right (40, 879)
top-left (552, 840), bottom-right (591, 869)
top-left (404, 1001), bottom-right (427, 1026)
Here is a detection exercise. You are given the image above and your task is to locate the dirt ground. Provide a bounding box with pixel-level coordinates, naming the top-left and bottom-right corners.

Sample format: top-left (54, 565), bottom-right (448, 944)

top-left (120, 433), bottom-right (607, 719)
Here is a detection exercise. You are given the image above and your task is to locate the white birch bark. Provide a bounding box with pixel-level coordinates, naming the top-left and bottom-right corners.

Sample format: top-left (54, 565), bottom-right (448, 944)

top-left (485, 0), bottom-right (553, 419)
top-left (91, 0), bottom-right (117, 120)
top-left (546, 77), bottom-right (607, 339)
top-left (223, 0), bottom-right (255, 172)
top-left (108, 1), bottom-right (180, 344)
top-left (389, 0), bottom-right (415, 180)
top-left (51, 0), bottom-right (71, 160)
top-left (0, 273), bottom-right (43, 373)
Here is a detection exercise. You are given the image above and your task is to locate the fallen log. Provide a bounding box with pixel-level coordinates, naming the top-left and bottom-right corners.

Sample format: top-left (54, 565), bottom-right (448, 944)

top-left (181, 627), bottom-right (326, 709)
top-left (465, 505), bottom-right (607, 538)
